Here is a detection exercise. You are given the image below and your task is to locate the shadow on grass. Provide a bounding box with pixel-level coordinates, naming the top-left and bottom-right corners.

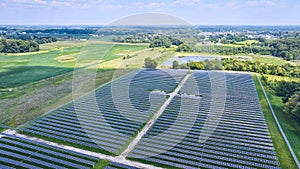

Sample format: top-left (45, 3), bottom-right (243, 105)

top-left (0, 66), bottom-right (74, 88)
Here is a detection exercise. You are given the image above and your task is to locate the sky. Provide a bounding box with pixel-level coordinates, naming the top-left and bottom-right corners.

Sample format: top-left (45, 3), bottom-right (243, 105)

top-left (1, 0), bottom-right (300, 25)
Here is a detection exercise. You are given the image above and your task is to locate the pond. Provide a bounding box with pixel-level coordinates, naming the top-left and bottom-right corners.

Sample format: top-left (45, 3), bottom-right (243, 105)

top-left (161, 56), bottom-right (222, 67)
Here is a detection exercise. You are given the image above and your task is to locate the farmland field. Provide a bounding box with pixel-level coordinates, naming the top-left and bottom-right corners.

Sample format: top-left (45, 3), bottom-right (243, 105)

top-left (0, 40), bottom-right (156, 128)
top-left (0, 40), bottom-right (147, 89)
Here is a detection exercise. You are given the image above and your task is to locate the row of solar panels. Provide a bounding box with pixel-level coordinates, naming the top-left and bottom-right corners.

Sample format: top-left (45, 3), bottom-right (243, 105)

top-left (0, 133), bottom-right (142, 169)
top-left (0, 133), bottom-right (99, 169)
top-left (128, 71), bottom-right (280, 169)
top-left (20, 69), bottom-right (188, 155)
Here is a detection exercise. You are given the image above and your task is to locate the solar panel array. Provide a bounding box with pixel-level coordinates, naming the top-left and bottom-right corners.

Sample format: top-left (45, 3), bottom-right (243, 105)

top-left (128, 71), bottom-right (281, 169)
top-left (0, 133), bottom-right (99, 169)
top-left (4, 69), bottom-right (280, 168)
top-left (19, 69), bottom-right (188, 155)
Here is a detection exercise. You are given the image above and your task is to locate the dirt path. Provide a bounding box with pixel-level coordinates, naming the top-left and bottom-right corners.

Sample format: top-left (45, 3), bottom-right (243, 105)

top-left (1, 71), bottom-right (192, 169)
top-left (120, 72), bottom-right (192, 158)
top-left (2, 129), bottom-right (162, 169)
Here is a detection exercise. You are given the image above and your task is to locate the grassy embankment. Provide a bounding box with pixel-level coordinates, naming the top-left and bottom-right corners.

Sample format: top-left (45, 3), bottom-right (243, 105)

top-left (259, 74), bottom-right (300, 163)
top-left (253, 74), bottom-right (298, 168)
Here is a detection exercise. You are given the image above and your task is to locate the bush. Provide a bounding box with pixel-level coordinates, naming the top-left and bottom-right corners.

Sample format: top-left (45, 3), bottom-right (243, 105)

top-left (144, 57), bottom-right (158, 69)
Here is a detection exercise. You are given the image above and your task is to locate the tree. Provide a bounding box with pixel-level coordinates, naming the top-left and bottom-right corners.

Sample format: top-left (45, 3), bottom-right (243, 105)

top-left (188, 61), bottom-right (205, 70)
top-left (172, 61), bottom-right (179, 69)
top-left (0, 38), bottom-right (39, 53)
top-left (149, 36), bottom-right (171, 48)
top-left (205, 59), bottom-right (223, 70)
top-left (144, 57), bottom-right (158, 69)
top-left (0, 41), bottom-right (3, 52)
top-left (176, 44), bottom-right (193, 52)
top-left (275, 81), bottom-right (300, 102)
top-left (284, 92), bottom-right (300, 124)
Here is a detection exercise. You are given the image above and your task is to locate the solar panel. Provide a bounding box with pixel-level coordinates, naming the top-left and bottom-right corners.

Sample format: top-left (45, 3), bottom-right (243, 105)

top-left (0, 138), bottom-right (95, 166)
top-left (0, 156), bottom-right (42, 169)
top-left (0, 144), bottom-right (90, 169)
top-left (128, 71), bottom-right (280, 169)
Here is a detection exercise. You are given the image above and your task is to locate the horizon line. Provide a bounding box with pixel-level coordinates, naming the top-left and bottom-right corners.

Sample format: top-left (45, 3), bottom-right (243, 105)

top-left (1, 24), bottom-right (300, 27)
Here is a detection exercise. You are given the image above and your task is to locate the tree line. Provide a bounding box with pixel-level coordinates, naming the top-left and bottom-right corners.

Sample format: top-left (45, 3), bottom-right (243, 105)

top-left (199, 34), bottom-right (300, 61)
top-left (173, 60), bottom-right (299, 123)
top-left (262, 76), bottom-right (300, 125)
top-left (172, 58), bottom-right (300, 78)
top-left (4, 34), bottom-right (57, 44)
top-left (0, 35), bottom-right (57, 53)
top-left (171, 58), bottom-right (300, 125)
top-left (0, 39), bottom-right (39, 53)
top-left (149, 36), bottom-right (184, 48)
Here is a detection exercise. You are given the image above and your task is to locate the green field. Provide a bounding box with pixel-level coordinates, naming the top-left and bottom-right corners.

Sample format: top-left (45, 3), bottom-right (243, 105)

top-left (0, 39), bottom-right (169, 127)
top-left (251, 55), bottom-right (291, 65)
top-left (0, 46), bottom-right (79, 88)
top-left (0, 41), bottom-right (147, 89)
top-left (103, 44), bottom-right (147, 61)
top-left (253, 75), bottom-right (298, 168)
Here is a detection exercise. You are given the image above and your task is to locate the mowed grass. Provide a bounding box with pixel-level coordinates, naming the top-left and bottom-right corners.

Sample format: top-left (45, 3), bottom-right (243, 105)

top-left (174, 51), bottom-right (291, 66)
top-left (94, 160), bottom-right (110, 169)
top-left (252, 55), bottom-right (291, 65)
top-left (0, 42), bottom-right (81, 88)
top-left (253, 75), bottom-right (298, 168)
top-left (103, 44), bottom-right (147, 61)
top-left (266, 90), bottom-right (300, 163)
top-left (235, 40), bottom-right (259, 45)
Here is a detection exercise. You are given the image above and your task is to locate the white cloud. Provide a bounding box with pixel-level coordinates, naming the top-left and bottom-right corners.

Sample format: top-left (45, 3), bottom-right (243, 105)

top-left (13, 0), bottom-right (47, 5)
top-left (49, 0), bottom-right (72, 7)
top-left (146, 2), bottom-right (164, 9)
top-left (6, 0), bottom-right (287, 11)
top-left (172, 0), bottom-right (202, 7)
top-left (101, 4), bottom-right (126, 10)
top-left (170, 0), bottom-right (284, 9)
top-left (245, 0), bottom-right (277, 7)
top-left (224, 0), bottom-right (242, 8)
top-left (134, 1), bottom-right (143, 8)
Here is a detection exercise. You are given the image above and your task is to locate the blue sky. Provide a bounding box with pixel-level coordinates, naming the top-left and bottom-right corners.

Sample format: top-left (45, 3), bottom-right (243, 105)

top-left (1, 0), bottom-right (300, 25)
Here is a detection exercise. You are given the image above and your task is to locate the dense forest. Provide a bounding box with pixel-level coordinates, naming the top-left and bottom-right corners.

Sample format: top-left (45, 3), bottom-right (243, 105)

top-left (0, 39), bottom-right (39, 53)
top-left (0, 35), bottom-right (57, 53)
